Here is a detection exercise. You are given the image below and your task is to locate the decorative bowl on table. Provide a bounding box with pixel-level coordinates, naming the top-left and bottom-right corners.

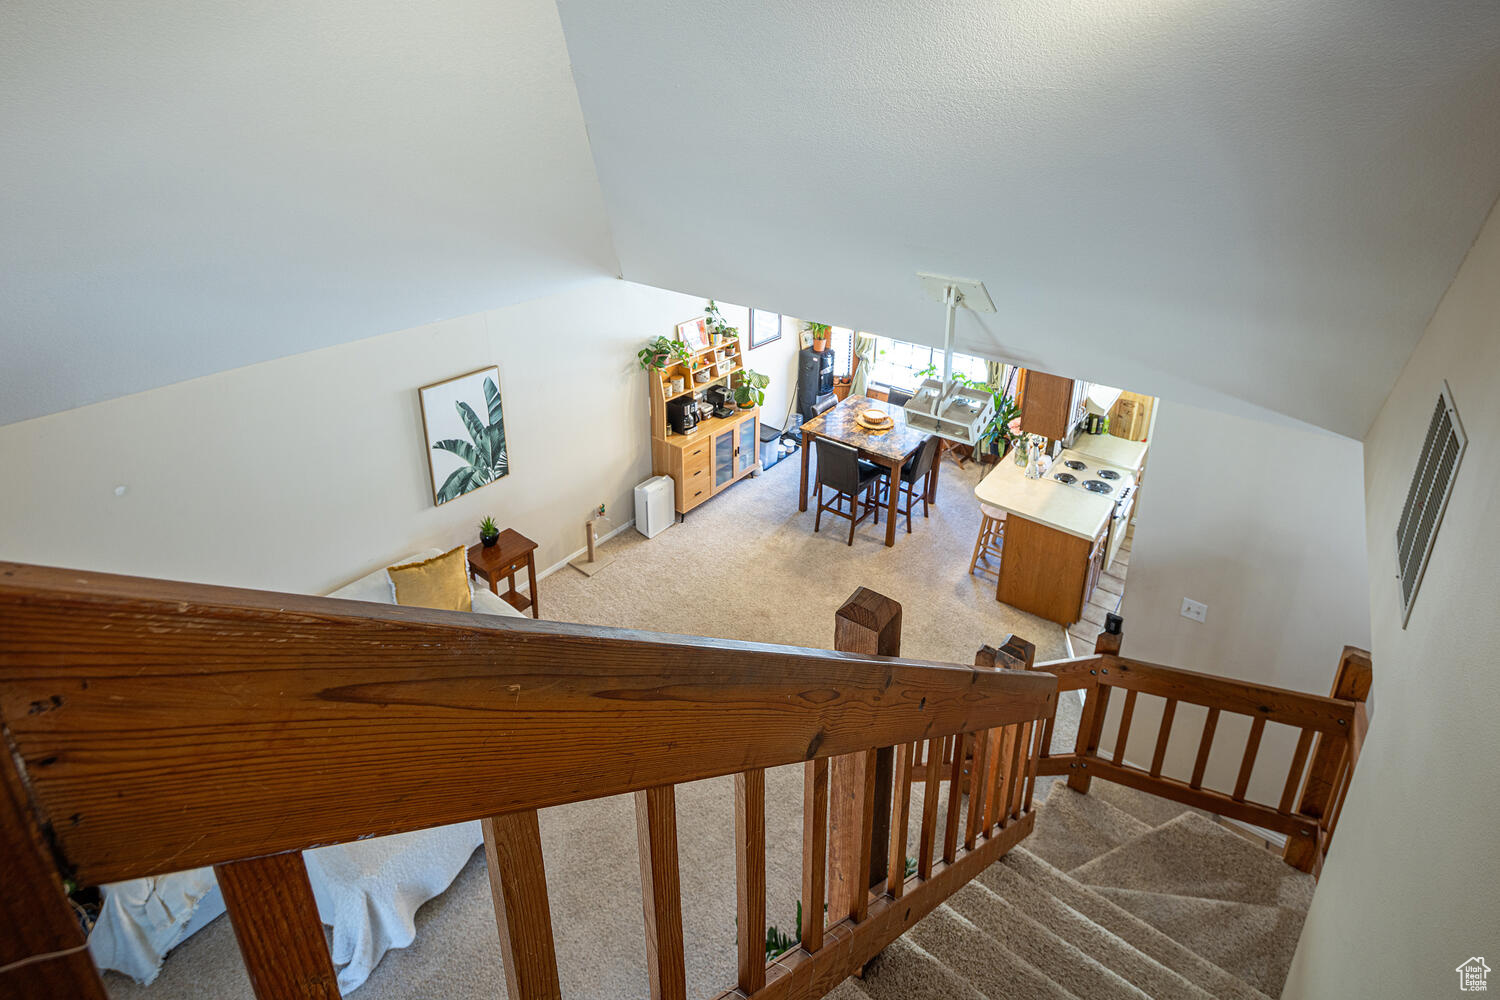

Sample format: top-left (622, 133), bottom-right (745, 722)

top-left (855, 408), bottom-right (894, 431)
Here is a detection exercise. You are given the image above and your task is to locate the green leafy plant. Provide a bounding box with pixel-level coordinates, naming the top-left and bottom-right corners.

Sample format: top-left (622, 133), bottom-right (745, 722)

top-left (637, 335), bottom-right (690, 371)
top-left (733, 368), bottom-right (770, 407)
top-left (705, 300), bottom-right (739, 341)
top-left (803, 321), bottom-right (832, 346)
top-left (432, 377), bottom-right (508, 504)
top-left (478, 516), bottom-right (499, 540)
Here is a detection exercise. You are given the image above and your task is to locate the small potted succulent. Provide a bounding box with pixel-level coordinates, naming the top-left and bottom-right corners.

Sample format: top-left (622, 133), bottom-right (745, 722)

top-left (637, 335), bottom-right (690, 371)
top-left (705, 300), bottom-right (739, 345)
top-left (803, 321), bottom-right (831, 352)
top-left (479, 516), bottom-right (500, 547)
top-left (734, 369), bottom-right (770, 409)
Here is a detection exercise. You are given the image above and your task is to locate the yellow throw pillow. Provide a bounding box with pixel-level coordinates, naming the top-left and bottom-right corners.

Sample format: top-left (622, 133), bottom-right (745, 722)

top-left (387, 546), bottom-right (472, 612)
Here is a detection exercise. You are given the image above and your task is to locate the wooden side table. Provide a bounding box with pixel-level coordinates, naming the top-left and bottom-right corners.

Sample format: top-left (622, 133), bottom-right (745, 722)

top-left (467, 529), bottom-right (539, 618)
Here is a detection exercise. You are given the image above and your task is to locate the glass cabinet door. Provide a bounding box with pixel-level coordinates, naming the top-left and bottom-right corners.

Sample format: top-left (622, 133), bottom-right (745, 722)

top-left (737, 417), bottom-right (756, 475)
top-left (713, 430), bottom-right (735, 490)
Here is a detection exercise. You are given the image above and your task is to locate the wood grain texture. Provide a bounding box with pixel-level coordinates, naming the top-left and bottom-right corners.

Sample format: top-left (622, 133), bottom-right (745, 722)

top-left (827, 749), bottom-right (877, 923)
top-left (1279, 730), bottom-right (1316, 815)
top-left (800, 758), bottom-right (828, 954)
top-left (1232, 716), bottom-right (1267, 802)
top-left (916, 737), bottom-right (942, 879)
top-left (1149, 699), bottom-right (1177, 778)
top-left (963, 726), bottom-right (988, 848)
top-left (1105, 656), bottom-right (1355, 734)
top-left (995, 515), bottom-right (1095, 626)
top-left (1190, 707), bottom-right (1220, 789)
top-left (0, 750), bottom-right (109, 1000)
top-left (736, 769), bottom-right (767, 993)
top-left (1112, 689), bottom-right (1138, 764)
top-left (483, 809), bottom-right (560, 1000)
top-left (635, 786), bottom-right (686, 1000)
top-left (215, 853), bottom-right (339, 1000)
top-left (0, 563), bottom-right (1055, 884)
top-left (886, 743), bottom-right (914, 900)
top-left (942, 733), bottom-right (967, 862)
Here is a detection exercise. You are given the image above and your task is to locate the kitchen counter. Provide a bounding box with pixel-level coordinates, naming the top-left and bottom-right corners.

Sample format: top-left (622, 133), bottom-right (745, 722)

top-left (974, 458), bottom-right (1111, 541)
top-left (1068, 432), bottom-right (1148, 473)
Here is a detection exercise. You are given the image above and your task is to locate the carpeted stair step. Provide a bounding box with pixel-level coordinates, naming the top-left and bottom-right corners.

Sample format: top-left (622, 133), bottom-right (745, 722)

top-left (977, 858), bottom-right (1216, 1000)
top-left (944, 881), bottom-right (1151, 1000)
top-left (1071, 812), bottom-right (1316, 910)
top-left (858, 935), bottom-right (991, 1000)
top-left (1087, 779), bottom-right (1208, 828)
top-left (1024, 782), bottom-right (1151, 872)
top-left (1092, 887), bottom-right (1306, 998)
top-left (826, 977), bottom-right (878, 1000)
top-left (903, 904), bottom-right (1082, 1000)
top-left (1002, 849), bottom-right (1271, 1000)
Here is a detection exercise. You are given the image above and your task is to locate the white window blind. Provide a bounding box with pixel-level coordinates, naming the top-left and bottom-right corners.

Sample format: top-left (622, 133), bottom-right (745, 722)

top-left (868, 336), bottom-right (990, 392)
top-left (1395, 382), bottom-right (1466, 628)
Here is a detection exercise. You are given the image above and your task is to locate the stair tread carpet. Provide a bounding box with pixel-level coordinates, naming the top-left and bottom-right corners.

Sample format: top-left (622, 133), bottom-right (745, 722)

top-left (1087, 778), bottom-right (1209, 828)
top-left (905, 905), bottom-right (1082, 1000)
top-left (1070, 812), bottom-right (1316, 910)
top-left (1021, 782), bottom-right (1151, 872)
top-left (1001, 849), bottom-right (1272, 1000)
top-left (1091, 887), bottom-right (1307, 997)
top-left (944, 881), bottom-right (1152, 1000)
top-left (976, 857), bottom-right (1216, 1000)
top-left (826, 978), bottom-right (877, 1000)
top-left (857, 935), bottom-right (993, 1000)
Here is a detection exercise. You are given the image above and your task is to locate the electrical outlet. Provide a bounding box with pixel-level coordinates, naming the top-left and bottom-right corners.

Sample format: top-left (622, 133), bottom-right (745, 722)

top-left (1180, 598), bottom-right (1208, 624)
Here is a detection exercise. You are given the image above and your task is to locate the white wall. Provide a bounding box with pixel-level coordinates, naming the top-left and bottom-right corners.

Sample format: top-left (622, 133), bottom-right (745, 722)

top-left (0, 279), bottom-right (703, 595)
top-left (1110, 401), bottom-right (1372, 805)
top-left (1284, 203), bottom-right (1500, 997)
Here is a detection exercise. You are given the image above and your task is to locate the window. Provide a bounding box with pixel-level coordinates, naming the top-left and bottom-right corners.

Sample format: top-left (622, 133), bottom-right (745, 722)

top-left (867, 335), bottom-right (994, 392)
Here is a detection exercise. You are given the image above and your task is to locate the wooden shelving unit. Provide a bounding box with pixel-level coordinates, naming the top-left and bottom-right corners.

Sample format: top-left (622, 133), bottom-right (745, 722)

top-left (648, 337), bottom-right (759, 515)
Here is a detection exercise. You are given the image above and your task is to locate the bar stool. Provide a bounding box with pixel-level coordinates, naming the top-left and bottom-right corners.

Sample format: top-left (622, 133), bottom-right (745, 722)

top-left (969, 504), bottom-right (1006, 577)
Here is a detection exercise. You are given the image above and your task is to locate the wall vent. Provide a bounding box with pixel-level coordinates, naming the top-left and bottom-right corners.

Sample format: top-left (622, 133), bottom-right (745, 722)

top-left (1395, 381), bottom-right (1466, 628)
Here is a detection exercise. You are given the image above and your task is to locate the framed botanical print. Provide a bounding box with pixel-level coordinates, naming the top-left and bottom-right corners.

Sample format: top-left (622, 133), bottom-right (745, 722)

top-left (750, 309), bottom-right (782, 349)
top-left (676, 317), bottom-right (709, 352)
top-left (418, 366), bottom-right (509, 506)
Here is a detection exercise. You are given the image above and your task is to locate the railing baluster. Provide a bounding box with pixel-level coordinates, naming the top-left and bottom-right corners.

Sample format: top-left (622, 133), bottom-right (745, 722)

top-left (888, 742), bottom-right (915, 898)
top-left (801, 758), bottom-right (828, 953)
top-left (635, 785), bottom-right (687, 1000)
top-left (1279, 730), bottom-right (1316, 814)
top-left (1009, 721), bottom-right (1030, 820)
top-left (483, 809), bottom-right (561, 1000)
top-left (1232, 717), bottom-right (1267, 802)
top-left (735, 769), bottom-right (767, 993)
top-left (829, 748), bottom-right (878, 923)
top-left (1023, 718), bottom-right (1044, 812)
top-left (943, 733), bottom-right (968, 862)
top-left (1190, 707), bottom-right (1220, 789)
top-left (1149, 698), bottom-right (1177, 778)
top-left (982, 727), bottom-right (1007, 831)
top-left (964, 727), bottom-right (990, 848)
top-left (917, 736), bottom-right (942, 878)
top-left (216, 853), bottom-right (340, 1000)
top-left (1113, 689), bottom-right (1139, 764)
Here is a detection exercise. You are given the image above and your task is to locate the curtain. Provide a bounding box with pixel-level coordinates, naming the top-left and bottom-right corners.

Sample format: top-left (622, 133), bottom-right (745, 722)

top-left (851, 333), bottom-right (878, 396)
top-left (986, 360), bottom-right (1005, 391)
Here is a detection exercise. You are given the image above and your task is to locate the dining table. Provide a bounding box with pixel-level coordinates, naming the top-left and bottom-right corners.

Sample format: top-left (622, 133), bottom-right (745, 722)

top-left (798, 395), bottom-right (940, 547)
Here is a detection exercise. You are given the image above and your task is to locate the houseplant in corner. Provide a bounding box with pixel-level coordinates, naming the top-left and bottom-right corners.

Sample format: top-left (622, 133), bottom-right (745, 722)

top-left (734, 369), bottom-right (770, 409)
top-left (479, 516), bottom-right (500, 547)
top-left (637, 336), bottom-right (690, 371)
top-left (803, 322), bottom-right (831, 352)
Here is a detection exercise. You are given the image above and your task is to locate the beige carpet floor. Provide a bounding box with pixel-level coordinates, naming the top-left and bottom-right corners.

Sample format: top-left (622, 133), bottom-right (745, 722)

top-left (106, 451), bottom-right (1080, 999)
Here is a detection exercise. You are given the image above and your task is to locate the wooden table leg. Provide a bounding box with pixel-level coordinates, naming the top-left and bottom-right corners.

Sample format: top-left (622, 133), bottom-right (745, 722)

top-left (799, 430), bottom-right (813, 511)
top-left (926, 444), bottom-right (943, 504)
top-left (526, 554), bottom-right (539, 619)
top-left (884, 457), bottom-right (901, 546)
top-left (487, 573), bottom-right (499, 596)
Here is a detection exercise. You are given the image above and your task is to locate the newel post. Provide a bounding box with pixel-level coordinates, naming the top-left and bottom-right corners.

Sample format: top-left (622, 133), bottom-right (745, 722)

top-left (1283, 646), bottom-right (1372, 873)
top-left (1069, 613), bottom-right (1124, 793)
top-left (827, 588), bottom-right (902, 923)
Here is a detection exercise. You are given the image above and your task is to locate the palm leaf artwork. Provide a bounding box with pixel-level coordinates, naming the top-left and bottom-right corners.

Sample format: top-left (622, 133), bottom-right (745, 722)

top-left (432, 376), bottom-right (508, 504)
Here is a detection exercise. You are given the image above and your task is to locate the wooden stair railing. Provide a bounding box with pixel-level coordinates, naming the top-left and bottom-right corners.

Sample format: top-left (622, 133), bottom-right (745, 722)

top-left (1032, 613), bottom-right (1372, 876)
top-left (0, 564), bottom-right (1057, 1000)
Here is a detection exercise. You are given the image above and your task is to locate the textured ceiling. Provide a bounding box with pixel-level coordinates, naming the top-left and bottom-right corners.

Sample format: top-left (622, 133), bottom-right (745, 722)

top-left (557, 0), bottom-right (1500, 437)
top-left (0, 0), bottom-right (617, 425)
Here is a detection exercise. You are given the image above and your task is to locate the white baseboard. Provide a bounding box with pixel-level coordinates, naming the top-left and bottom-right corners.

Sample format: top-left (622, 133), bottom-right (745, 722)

top-left (537, 518), bottom-right (636, 583)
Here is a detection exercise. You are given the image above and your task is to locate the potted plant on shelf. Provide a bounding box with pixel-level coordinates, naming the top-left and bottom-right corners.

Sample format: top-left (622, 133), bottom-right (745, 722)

top-left (705, 300), bottom-right (739, 345)
top-left (803, 322), bottom-right (831, 352)
top-left (479, 516), bottom-right (500, 547)
top-left (734, 369), bottom-right (770, 409)
top-left (637, 335), bottom-right (690, 371)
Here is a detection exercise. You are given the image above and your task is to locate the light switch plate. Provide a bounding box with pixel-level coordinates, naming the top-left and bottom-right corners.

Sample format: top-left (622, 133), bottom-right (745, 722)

top-left (1180, 598), bottom-right (1208, 623)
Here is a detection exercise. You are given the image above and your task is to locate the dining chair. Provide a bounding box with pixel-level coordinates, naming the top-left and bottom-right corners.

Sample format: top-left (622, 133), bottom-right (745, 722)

top-left (885, 386), bottom-right (914, 408)
top-left (813, 438), bottom-right (884, 545)
top-left (969, 503), bottom-right (1007, 578)
top-left (812, 396), bottom-right (837, 416)
top-left (883, 435), bottom-right (941, 533)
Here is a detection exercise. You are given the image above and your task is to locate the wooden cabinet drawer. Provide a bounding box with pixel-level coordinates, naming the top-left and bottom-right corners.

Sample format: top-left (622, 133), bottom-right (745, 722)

top-left (680, 441), bottom-right (711, 465)
top-left (681, 457), bottom-right (711, 493)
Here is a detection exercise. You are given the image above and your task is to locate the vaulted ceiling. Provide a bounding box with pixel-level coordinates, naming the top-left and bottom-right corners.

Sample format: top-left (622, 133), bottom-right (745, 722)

top-left (4, 0), bottom-right (1499, 435)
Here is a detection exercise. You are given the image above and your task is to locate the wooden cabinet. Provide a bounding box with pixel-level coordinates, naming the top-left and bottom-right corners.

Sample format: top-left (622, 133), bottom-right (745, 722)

top-left (997, 515), bottom-right (1109, 626)
top-left (1017, 369), bottom-right (1078, 441)
top-left (652, 409), bottom-right (758, 515)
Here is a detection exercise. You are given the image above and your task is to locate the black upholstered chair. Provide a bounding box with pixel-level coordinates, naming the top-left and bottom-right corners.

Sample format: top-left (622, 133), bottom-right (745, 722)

top-left (885, 386), bottom-right (914, 408)
top-left (882, 435), bottom-right (941, 533)
top-left (812, 396), bottom-right (837, 417)
top-left (813, 438), bottom-right (884, 545)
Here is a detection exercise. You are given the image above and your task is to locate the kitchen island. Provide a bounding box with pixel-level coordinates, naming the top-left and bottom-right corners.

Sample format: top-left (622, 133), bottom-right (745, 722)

top-left (974, 457), bottom-right (1114, 626)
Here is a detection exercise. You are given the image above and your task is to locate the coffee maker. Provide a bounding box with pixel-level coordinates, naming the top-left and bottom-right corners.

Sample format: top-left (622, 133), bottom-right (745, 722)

top-left (706, 384), bottom-right (736, 418)
top-left (666, 395), bottom-right (699, 434)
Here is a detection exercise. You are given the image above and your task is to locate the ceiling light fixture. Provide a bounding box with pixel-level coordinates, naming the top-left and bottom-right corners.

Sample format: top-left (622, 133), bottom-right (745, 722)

top-left (904, 272), bottom-right (996, 446)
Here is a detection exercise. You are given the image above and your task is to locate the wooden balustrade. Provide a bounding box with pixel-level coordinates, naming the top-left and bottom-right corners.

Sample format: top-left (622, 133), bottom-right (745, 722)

top-left (0, 563), bottom-right (1057, 1000)
top-left (1031, 614), bottom-right (1372, 876)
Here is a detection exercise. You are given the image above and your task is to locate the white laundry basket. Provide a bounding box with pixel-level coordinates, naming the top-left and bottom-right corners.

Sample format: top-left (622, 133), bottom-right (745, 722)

top-left (634, 475), bottom-right (675, 538)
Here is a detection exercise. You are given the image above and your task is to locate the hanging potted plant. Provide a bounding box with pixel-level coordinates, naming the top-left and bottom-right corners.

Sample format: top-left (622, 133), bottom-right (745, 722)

top-left (803, 322), bottom-right (831, 352)
top-left (734, 369), bottom-right (771, 409)
top-left (637, 335), bottom-right (690, 371)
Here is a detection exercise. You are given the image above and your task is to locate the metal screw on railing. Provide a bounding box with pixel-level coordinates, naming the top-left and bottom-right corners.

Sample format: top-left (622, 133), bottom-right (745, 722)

top-left (1302, 828), bottom-right (1312, 837)
top-left (1338, 719), bottom-right (1346, 725)
top-left (1101, 669), bottom-right (1108, 675)
top-left (1089, 669), bottom-right (1097, 675)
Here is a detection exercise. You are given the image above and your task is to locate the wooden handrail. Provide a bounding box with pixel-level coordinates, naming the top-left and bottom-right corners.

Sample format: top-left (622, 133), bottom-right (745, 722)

top-left (1035, 615), bottom-right (1371, 876)
top-left (0, 564), bottom-right (1058, 1000)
